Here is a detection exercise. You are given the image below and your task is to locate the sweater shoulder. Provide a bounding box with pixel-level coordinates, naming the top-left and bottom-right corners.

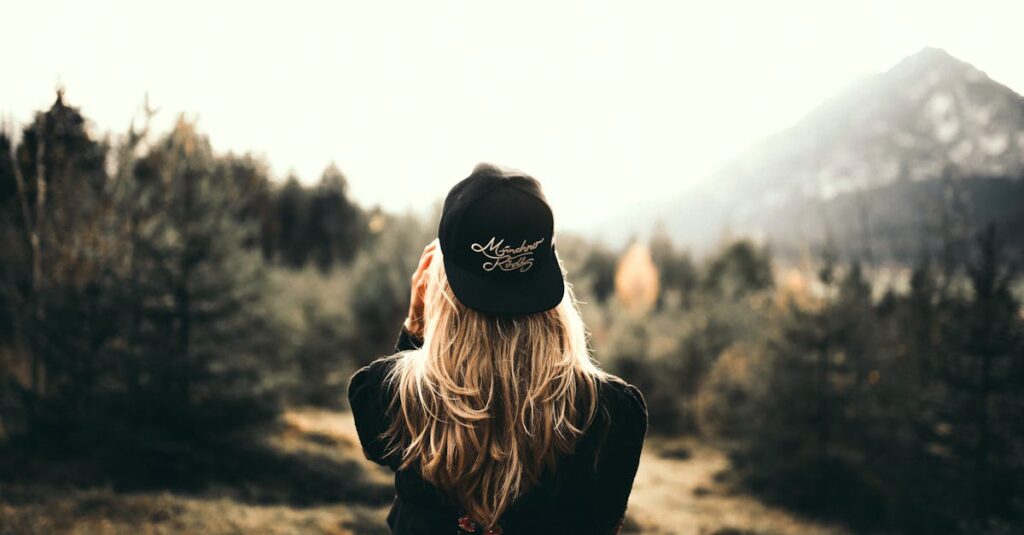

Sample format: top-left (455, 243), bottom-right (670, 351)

top-left (353, 352), bottom-right (401, 381)
top-left (347, 354), bottom-right (402, 406)
top-left (597, 373), bottom-right (648, 428)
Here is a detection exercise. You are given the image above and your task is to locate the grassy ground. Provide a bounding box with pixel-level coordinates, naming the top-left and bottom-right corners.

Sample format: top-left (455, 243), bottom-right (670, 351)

top-left (0, 409), bottom-right (850, 535)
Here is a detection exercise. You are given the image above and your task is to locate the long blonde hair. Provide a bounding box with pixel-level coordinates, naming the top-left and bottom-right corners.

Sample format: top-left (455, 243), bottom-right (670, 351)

top-left (382, 245), bottom-right (607, 528)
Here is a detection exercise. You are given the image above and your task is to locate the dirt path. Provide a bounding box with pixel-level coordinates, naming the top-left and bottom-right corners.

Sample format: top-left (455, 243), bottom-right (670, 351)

top-left (625, 440), bottom-right (850, 535)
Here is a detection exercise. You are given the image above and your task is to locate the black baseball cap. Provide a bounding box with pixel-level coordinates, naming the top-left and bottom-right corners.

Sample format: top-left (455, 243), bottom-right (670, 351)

top-left (438, 163), bottom-right (565, 316)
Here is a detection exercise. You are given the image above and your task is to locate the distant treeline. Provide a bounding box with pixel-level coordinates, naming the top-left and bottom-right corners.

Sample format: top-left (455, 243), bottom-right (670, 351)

top-left (745, 169), bottom-right (1024, 266)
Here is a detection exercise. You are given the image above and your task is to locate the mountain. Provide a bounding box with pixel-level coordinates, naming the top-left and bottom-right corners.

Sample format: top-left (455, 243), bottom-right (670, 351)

top-left (718, 48), bottom-right (1024, 203)
top-left (603, 48), bottom-right (1024, 262)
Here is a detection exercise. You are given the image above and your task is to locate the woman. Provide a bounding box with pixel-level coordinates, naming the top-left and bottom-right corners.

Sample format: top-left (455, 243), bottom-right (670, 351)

top-left (348, 164), bottom-right (647, 534)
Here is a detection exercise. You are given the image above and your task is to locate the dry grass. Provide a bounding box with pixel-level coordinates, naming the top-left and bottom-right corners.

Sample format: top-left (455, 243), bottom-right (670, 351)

top-left (0, 491), bottom-right (388, 535)
top-left (0, 410), bottom-right (852, 535)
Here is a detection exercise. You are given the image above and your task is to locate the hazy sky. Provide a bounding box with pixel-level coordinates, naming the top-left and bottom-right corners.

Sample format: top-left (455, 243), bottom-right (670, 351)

top-left (4, 0), bottom-right (1022, 231)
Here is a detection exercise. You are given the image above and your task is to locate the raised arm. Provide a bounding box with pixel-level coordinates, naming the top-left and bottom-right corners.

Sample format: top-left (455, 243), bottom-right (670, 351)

top-left (395, 320), bottom-right (423, 353)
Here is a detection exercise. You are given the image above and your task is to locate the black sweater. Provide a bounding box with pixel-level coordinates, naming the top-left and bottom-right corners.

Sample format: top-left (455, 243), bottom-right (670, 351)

top-left (348, 326), bottom-right (648, 534)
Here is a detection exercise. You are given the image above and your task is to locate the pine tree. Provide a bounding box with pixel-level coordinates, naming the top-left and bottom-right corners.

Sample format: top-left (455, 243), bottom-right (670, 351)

top-left (933, 225), bottom-right (1024, 524)
top-left (123, 117), bottom-right (286, 433)
top-left (309, 163), bottom-right (363, 272)
top-left (579, 245), bottom-right (618, 304)
top-left (702, 240), bottom-right (773, 300)
top-left (0, 91), bottom-right (112, 430)
top-left (735, 258), bottom-right (892, 527)
top-left (275, 175), bottom-right (310, 268)
top-left (649, 222), bottom-right (697, 309)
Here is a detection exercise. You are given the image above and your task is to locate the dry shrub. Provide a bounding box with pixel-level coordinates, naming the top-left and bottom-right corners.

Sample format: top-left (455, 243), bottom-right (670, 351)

top-left (695, 343), bottom-right (761, 440)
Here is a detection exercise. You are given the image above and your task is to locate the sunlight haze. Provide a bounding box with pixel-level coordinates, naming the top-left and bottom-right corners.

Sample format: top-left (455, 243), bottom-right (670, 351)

top-left (4, 0), bottom-right (1022, 231)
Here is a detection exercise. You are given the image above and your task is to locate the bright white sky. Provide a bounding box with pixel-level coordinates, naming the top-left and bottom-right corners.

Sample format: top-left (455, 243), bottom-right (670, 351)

top-left (3, 0), bottom-right (1022, 231)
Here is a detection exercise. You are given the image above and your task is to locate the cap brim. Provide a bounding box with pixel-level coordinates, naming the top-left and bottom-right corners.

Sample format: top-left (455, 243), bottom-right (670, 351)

top-left (443, 250), bottom-right (565, 316)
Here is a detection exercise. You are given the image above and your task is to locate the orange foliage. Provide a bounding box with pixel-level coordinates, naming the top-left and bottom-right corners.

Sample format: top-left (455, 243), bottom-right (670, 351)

top-left (615, 242), bottom-right (660, 314)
